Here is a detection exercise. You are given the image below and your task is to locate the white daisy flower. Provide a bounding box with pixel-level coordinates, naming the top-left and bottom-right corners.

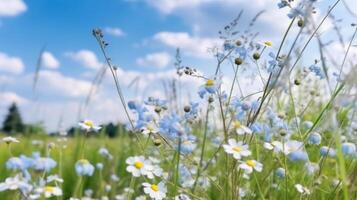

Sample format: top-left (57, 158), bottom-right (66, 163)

top-left (46, 175), bottom-right (63, 183)
top-left (146, 164), bottom-right (163, 179)
top-left (270, 140), bottom-right (303, 155)
top-left (239, 160), bottom-right (263, 174)
top-left (175, 194), bottom-right (191, 200)
top-left (2, 136), bottom-right (19, 144)
top-left (263, 142), bottom-right (274, 150)
top-left (142, 181), bottom-right (167, 200)
top-left (141, 124), bottom-right (158, 135)
top-left (223, 139), bottom-right (251, 160)
top-left (232, 121), bottom-right (252, 135)
top-left (126, 156), bottom-right (151, 177)
top-left (294, 184), bottom-right (310, 195)
top-left (42, 186), bottom-right (63, 198)
top-left (0, 174), bottom-right (32, 193)
top-left (78, 120), bottom-right (101, 132)
top-left (135, 195), bottom-right (148, 200)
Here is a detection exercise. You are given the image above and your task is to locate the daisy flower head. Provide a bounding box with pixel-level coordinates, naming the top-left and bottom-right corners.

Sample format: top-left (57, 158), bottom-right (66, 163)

top-left (141, 123), bottom-right (158, 136)
top-left (145, 164), bottom-right (163, 179)
top-left (223, 139), bottom-right (251, 160)
top-left (126, 156), bottom-right (151, 178)
top-left (239, 160), bottom-right (263, 174)
top-left (2, 136), bottom-right (19, 144)
top-left (75, 159), bottom-right (95, 176)
top-left (198, 78), bottom-right (220, 99)
top-left (78, 119), bottom-right (101, 132)
top-left (295, 184), bottom-right (310, 195)
top-left (175, 194), bottom-right (191, 200)
top-left (232, 120), bottom-right (252, 135)
top-left (46, 175), bottom-right (63, 183)
top-left (42, 186), bottom-right (63, 198)
top-left (263, 41), bottom-right (273, 47)
top-left (0, 174), bottom-right (33, 194)
top-left (142, 181), bottom-right (167, 200)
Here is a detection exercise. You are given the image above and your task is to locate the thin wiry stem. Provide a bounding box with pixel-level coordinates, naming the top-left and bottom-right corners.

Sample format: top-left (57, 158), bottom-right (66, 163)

top-left (289, 0), bottom-right (341, 73)
top-left (92, 29), bottom-right (145, 151)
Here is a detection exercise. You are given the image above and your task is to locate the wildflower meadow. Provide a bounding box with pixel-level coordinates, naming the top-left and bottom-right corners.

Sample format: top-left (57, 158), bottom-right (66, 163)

top-left (1, 0), bottom-right (357, 199)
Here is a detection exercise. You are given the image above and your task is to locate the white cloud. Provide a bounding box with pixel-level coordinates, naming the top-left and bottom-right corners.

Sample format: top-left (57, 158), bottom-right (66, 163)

top-left (104, 27), bottom-right (125, 37)
top-left (153, 32), bottom-right (221, 58)
top-left (0, 0), bottom-right (27, 17)
top-left (66, 50), bottom-right (102, 69)
top-left (136, 52), bottom-right (171, 68)
top-left (136, 0), bottom-right (290, 41)
top-left (41, 51), bottom-right (60, 69)
top-left (37, 70), bottom-right (93, 98)
top-left (144, 0), bottom-right (209, 14)
top-left (0, 52), bottom-right (24, 74)
top-left (0, 91), bottom-right (28, 106)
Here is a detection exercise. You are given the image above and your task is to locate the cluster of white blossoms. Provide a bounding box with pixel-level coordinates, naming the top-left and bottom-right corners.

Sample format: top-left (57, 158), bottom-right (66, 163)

top-left (78, 119), bottom-right (101, 132)
top-left (223, 136), bottom-right (263, 175)
top-left (126, 156), bottom-right (163, 179)
top-left (126, 156), bottom-right (168, 200)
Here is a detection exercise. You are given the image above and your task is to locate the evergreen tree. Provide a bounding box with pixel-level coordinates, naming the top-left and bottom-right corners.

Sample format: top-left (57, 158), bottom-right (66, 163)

top-left (2, 102), bottom-right (25, 134)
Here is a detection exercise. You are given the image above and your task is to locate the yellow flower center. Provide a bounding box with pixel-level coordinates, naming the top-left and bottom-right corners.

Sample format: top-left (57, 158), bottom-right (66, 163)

top-left (233, 121), bottom-right (241, 129)
top-left (44, 186), bottom-right (54, 193)
top-left (134, 161), bottom-right (144, 169)
top-left (84, 121), bottom-right (94, 128)
top-left (206, 79), bottom-right (214, 86)
top-left (183, 140), bottom-right (190, 145)
top-left (246, 160), bottom-right (256, 167)
top-left (151, 184), bottom-right (159, 192)
top-left (78, 159), bottom-right (89, 165)
top-left (233, 147), bottom-right (242, 152)
top-left (147, 125), bottom-right (154, 132)
top-left (264, 41), bottom-right (273, 47)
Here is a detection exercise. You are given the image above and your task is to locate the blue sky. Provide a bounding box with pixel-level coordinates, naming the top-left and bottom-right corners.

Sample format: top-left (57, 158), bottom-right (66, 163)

top-left (0, 0), bottom-right (356, 131)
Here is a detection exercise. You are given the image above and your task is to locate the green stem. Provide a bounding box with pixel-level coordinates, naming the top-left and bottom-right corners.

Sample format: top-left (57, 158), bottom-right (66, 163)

top-left (192, 103), bottom-right (210, 193)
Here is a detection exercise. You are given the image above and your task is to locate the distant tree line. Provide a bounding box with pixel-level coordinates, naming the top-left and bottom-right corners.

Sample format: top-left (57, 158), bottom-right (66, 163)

top-left (1, 103), bottom-right (126, 138)
top-left (66, 122), bottom-right (126, 138)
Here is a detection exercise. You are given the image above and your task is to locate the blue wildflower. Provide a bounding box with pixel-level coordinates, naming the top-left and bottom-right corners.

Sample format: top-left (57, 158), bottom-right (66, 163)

top-left (198, 79), bottom-right (219, 98)
top-left (288, 150), bottom-right (309, 162)
top-left (342, 143), bottom-right (356, 156)
top-left (308, 132), bottom-right (322, 145)
top-left (320, 146), bottom-right (336, 157)
top-left (75, 159), bottom-right (95, 176)
top-left (159, 113), bottom-right (185, 140)
top-left (179, 136), bottom-right (197, 154)
top-left (6, 157), bottom-right (25, 171)
top-left (184, 102), bottom-right (199, 121)
top-left (275, 167), bottom-right (285, 178)
top-left (309, 64), bottom-right (325, 79)
top-left (304, 162), bottom-right (319, 175)
top-left (33, 157), bottom-right (57, 172)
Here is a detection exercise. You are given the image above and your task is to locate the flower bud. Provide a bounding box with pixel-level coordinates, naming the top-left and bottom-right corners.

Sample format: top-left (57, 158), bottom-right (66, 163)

top-left (298, 19), bottom-right (304, 27)
top-left (184, 105), bottom-right (191, 113)
top-left (253, 52), bottom-right (260, 60)
top-left (235, 40), bottom-right (242, 46)
top-left (235, 58), bottom-right (243, 65)
top-left (153, 139), bottom-right (162, 146)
